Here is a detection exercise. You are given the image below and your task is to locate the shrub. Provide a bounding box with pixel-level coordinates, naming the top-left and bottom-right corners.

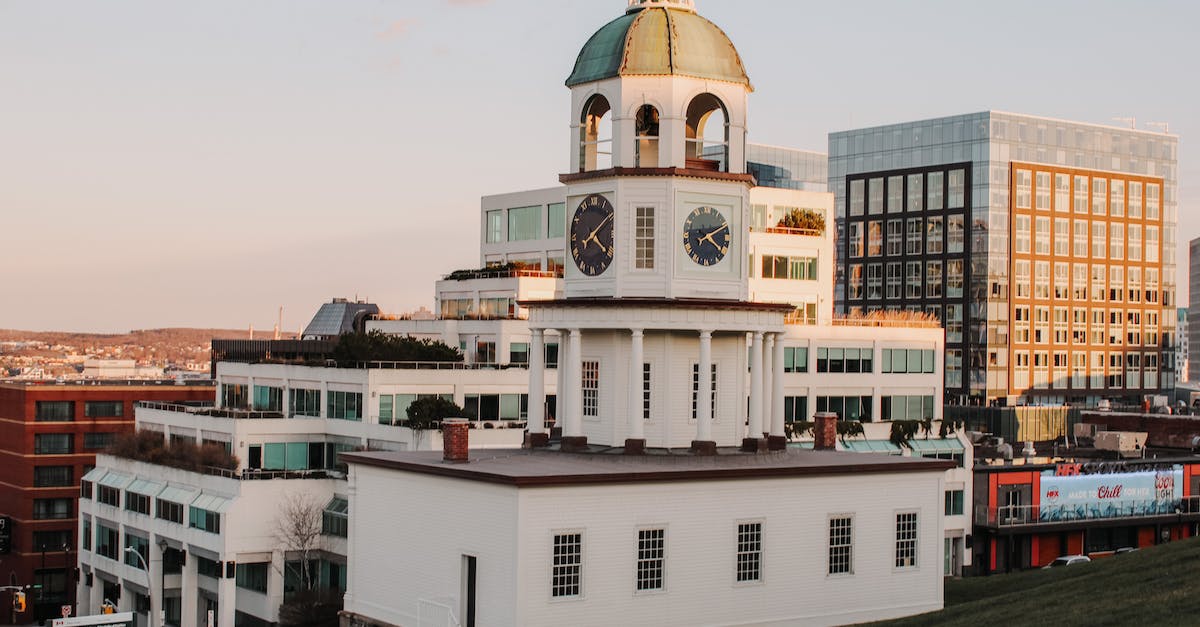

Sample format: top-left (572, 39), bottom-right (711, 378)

top-left (405, 396), bottom-right (466, 430)
top-left (332, 330), bottom-right (462, 363)
top-left (108, 430), bottom-right (239, 472)
top-left (777, 208), bottom-right (825, 233)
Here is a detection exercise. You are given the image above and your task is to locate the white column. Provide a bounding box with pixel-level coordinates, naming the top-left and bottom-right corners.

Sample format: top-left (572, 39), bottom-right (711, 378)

top-left (217, 572), bottom-right (236, 627)
top-left (872, 341), bottom-right (883, 422)
top-left (628, 329), bottom-right (645, 440)
top-left (771, 333), bottom-right (786, 438)
top-left (696, 330), bottom-right (713, 442)
top-left (762, 334), bottom-right (775, 434)
top-left (180, 549), bottom-right (197, 627)
top-left (281, 378), bottom-right (291, 417)
top-left (554, 330), bottom-right (566, 429)
top-left (528, 329), bottom-right (546, 435)
top-left (749, 331), bottom-right (764, 438)
top-left (149, 537), bottom-right (163, 627)
top-left (567, 329), bottom-right (583, 438)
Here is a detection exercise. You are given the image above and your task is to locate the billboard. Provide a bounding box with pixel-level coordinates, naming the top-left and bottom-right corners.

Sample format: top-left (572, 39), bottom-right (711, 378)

top-left (1038, 467), bottom-right (1183, 522)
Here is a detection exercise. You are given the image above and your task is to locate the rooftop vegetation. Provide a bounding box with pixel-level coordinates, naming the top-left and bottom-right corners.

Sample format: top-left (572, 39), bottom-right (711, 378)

top-left (331, 330), bottom-right (462, 363)
top-left (108, 430), bottom-right (239, 472)
top-left (775, 207), bottom-right (825, 234)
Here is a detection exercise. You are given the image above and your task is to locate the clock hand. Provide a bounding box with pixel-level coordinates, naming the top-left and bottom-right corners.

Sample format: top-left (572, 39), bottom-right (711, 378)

top-left (700, 224), bottom-right (728, 248)
top-left (586, 213), bottom-right (613, 244)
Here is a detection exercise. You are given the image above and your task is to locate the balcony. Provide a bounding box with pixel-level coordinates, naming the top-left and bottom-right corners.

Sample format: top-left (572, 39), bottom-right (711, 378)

top-left (750, 225), bottom-right (824, 238)
top-left (975, 496), bottom-right (1200, 530)
top-left (831, 312), bottom-right (942, 329)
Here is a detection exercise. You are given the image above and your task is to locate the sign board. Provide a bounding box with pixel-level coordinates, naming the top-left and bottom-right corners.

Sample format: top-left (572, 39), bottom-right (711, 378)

top-left (52, 612), bottom-right (134, 627)
top-left (0, 515), bottom-right (12, 554)
top-left (1039, 468), bottom-right (1183, 522)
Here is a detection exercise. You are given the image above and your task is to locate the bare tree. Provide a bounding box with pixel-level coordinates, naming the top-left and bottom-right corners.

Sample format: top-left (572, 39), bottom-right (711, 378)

top-left (274, 491), bottom-right (323, 591)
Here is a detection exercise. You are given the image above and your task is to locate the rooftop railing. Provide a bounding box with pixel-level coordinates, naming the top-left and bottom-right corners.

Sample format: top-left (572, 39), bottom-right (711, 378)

top-left (975, 496), bottom-right (1200, 528)
top-left (750, 225), bottom-right (824, 237)
top-left (441, 269), bottom-right (563, 281)
top-left (203, 466), bottom-right (345, 481)
top-left (136, 400), bottom-right (284, 419)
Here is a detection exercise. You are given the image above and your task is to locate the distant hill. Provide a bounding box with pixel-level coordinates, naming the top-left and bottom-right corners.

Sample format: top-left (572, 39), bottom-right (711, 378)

top-left (871, 537), bottom-right (1200, 626)
top-left (0, 328), bottom-right (295, 344)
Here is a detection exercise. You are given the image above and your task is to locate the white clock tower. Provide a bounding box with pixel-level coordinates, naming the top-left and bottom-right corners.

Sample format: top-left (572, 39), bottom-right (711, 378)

top-left (524, 0), bottom-right (790, 454)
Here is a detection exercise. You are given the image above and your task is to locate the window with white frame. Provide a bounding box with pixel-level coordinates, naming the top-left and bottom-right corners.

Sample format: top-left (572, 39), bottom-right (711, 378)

top-left (1128, 181), bottom-right (1142, 218)
top-left (1055, 173), bottom-right (1070, 212)
top-left (828, 516), bottom-right (853, 575)
top-left (582, 361), bottom-right (599, 418)
top-left (1052, 218), bottom-right (1067, 256)
top-left (1110, 223), bottom-right (1124, 260)
top-left (1128, 224), bottom-right (1142, 262)
top-left (1109, 266), bottom-right (1124, 303)
top-left (1073, 220), bottom-right (1087, 257)
top-left (1110, 179), bottom-right (1125, 217)
top-left (691, 363), bottom-right (717, 421)
top-left (736, 522), bottom-right (762, 583)
top-left (906, 218), bottom-right (922, 255)
top-left (1090, 309), bottom-right (1106, 345)
top-left (1092, 178), bottom-right (1107, 215)
top-left (907, 174), bottom-right (923, 212)
top-left (849, 264), bottom-right (863, 299)
top-left (906, 262), bottom-right (922, 298)
top-left (1073, 175), bottom-right (1089, 213)
top-left (1127, 267), bottom-right (1141, 303)
top-left (1014, 260), bottom-right (1030, 298)
top-left (551, 532), bottom-right (583, 598)
top-left (867, 264), bottom-right (883, 299)
top-left (895, 512), bottom-right (918, 568)
top-left (1072, 264), bottom-right (1088, 300)
top-left (1146, 183), bottom-right (1160, 219)
top-left (1036, 171), bottom-right (1051, 210)
top-left (926, 261), bottom-right (943, 298)
top-left (886, 262), bottom-right (902, 300)
top-left (1034, 261), bottom-right (1050, 299)
top-left (1091, 222), bottom-right (1106, 259)
top-left (1014, 215), bottom-right (1031, 254)
top-left (1053, 263), bottom-right (1069, 299)
top-left (1034, 216), bottom-right (1050, 255)
top-left (636, 528), bottom-right (665, 592)
top-left (1091, 265), bottom-right (1106, 303)
top-left (1015, 169), bottom-right (1032, 209)
top-left (635, 207), bottom-right (655, 269)
top-left (1145, 226), bottom-right (1159, 263)
top-left (926, 216), bottom-right (943, 254)
top-left (886, 220), bottom-right (902, 256)
top-left (947, 215), bottom-right (964, 253)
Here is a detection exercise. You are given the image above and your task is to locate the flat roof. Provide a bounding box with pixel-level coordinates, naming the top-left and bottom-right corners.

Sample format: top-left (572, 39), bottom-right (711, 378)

top-left (0, 379), bottom-right (214, 390)
top-left (343, 447), bottom-right (954, 488)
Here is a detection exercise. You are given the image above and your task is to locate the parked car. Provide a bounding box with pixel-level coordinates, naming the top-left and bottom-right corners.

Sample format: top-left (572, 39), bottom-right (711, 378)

top-left (1044, 555), bottom-right (1091, 568)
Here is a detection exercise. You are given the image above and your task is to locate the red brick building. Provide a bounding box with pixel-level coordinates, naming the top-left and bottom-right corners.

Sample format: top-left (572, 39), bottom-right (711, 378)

top-left (0, 380), bottom-right (213, 623)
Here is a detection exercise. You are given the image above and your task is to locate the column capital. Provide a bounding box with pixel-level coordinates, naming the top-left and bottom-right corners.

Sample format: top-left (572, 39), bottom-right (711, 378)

top-left (531, 328), bottom-right (544, 338)
top-left (630, 328), bottom-right (645, 337)
top-left (699, 329), bottom-right (713, 340)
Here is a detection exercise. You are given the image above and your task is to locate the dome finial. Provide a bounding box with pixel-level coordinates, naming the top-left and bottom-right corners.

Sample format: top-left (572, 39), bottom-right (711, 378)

top-left (626, 0), bottom-right (696, 14)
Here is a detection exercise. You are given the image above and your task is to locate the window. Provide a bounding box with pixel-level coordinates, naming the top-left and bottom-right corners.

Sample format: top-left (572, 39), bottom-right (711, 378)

top-left (905, 262), bottom-right (922, 298)
top-left (551, 533), bottom-right (583, 598)
top-left (927, 171), bottom-right (944, 210)
top-left (475, 341), bottom-right (496, 365)
top-left (83, 432), bottom-right (115, 450)
top-left (1092, 178), bottom-right (1107, 215)
top-left (1013, 215), bottom-right (1031, 254)
top-left (221, 383), bottom-right (248, 409)
top-left (642, 364), bottom-right (652, 420)
top-left (485, 209), bottom-right (504, 243)
top-left (885, 263), bottom-right (901, 300)
top-left (868, 178), bottom-right (883, 215)
top-left (1014, 169), bottom-right (1031, 209)
top-left (34, 433), bottom-right (73, 455)
top-left (1073, 175), bottom-right (1089, 213)
top-left (736, 522), bottom-right (762, 583)
top-left (887, 175), bottom-right (903, 213)
top-left (327, 391), bottom-right (362, 421)
top-left (236, 563), bottom-right (269, 594)
top-left (882, 395), bottom-right (935, 421)
top-left (1073, 220), bottom-right (1087, 257)
top-left (906, 218), bottom-right (922, 254)
top-left (882, 349), bottom-right (935, 374)
top-left (816, 396), bottom-right (872, 422)
top-left (947, 215), bottom-right (964, 253)
top-left (1054, 218), bottom-right (1069, 256)
top-left (867, 264), bottom-right (882, 300)
top-left (895, 512), bottom-right (918, 568)
top-left (635, 207), bottom-right (655, 269)
top-left (828, 516), bottom-right (853, 575)
top-left (1073, 264), bottom-right (1088, 301)
top-left (97, 485), bottom-right (120, 507)
top-left (125, 534), bottom-right (149, 569)
top-left (84, 401), bottom-right (123, 418)
top-left (34, 466), bottom-right (72, 487)
top-left (157, 500), bottom-right (184, 524)
top-left (636, 529), bottom-right (665, 592)
top-left (885, 219), bottom-right (902, 256)
top-left (35, 401), bottom-right (74, 422)
top-left (1110, 179), bottom-right (1125, 217)
top-left (1128, 224), bottom-right (1142, 262)
top-left (1034, 216), bottom-right (1050, 255)
top-left (288, 388), bottom-right (320, 417)
top-left (32, 529), bottom-right (72, 551)
top-left (95, 523), bottom-right (119, 560)
top-left (848, 264), bottom-right (863, 299)
top-left (378, 394), bottom-right (393, 423)
top-left (947, 169), bottom-right (965, 208)
top-left (1014, 260), bottom-right (1030, 298)
top-left (849, 223), bottom-right (863, 257)
top-left (1054, 263), bottom-right (1069, 299)
top-left (817, 347), bottom-right (872, 374)
top-left (907, 174), bottom-right (923, 212)
top-left (1110, 223), bottom-right (1124, 260)
top-left (1036, 171), bottom-right (1051, 210)
top-left (784, 347), bottom-right (808, 373)
top-left (849, 179), bottom-right (864, 216)
top-left (867, 221), bottom-right (882, 256)
top-left (33, 498), bottom-right (71, 519)
top-left (547, 202), bottom-right (565, 238)
top-left (1128, 182), bottom-right (1142, 218)
top-left (761, 255), bottom-right (817, 280)
top-left (945, 490), bottom-right (965, 516)
top-left (1146, 183), bottom-right (1160, 219)
top-left (926, 217), bottom-right (943, 254)
top-left (582, 361), bottom-right (599, 418)
top-left (125, 492), bottom-right (150, 516)
top-left (783, 396), bottom-right (809, 423)
top-left (189, 507), bottom-right (221, 534)
top-left (1055, 173), bottom-right (1070, 212)
top-left (253, 385), bottom-right (282, 412)
top-left (946, 260), bottom-right (964, 297)
top-left (509, 342), bottom-right (529, 364)
top-left (1146, 226), bottom-right (1159, 262)
top-left (690, 363), bottom-right (717, 421)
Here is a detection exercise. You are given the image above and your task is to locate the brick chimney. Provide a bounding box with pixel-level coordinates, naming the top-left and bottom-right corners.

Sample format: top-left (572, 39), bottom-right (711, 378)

top-left (813, 412), bottom-right (838, 450)
top-left (443, 418), bottom-right (470, 463)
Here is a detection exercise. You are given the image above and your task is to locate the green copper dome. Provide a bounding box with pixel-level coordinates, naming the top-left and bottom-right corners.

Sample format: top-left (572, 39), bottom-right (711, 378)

top-left (566, 4), bottom-right (752, 91)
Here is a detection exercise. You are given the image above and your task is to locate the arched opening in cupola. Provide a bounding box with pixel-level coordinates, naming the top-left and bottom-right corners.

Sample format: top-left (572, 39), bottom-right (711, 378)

top-left (579, 94), bottom-right (613, 171)
top-left (634, 104), bottom-right (661, 168)
top-left (685, 93), bottom-right (729, 172)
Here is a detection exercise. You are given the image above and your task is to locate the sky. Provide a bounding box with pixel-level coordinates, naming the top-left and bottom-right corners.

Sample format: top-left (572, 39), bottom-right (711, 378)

top-left (2, 0), bottom-right (1197, 333)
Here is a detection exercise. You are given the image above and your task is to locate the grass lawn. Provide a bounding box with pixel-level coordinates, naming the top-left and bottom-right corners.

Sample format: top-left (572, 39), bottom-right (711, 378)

top-left (867, 536), bottom-right (1200, 626)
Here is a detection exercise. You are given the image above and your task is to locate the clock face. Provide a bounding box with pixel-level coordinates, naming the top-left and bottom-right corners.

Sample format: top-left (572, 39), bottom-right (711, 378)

top-left (570, 194), bottom-right (615, 276)
top-left (681, 206), bottom-right (730, 266)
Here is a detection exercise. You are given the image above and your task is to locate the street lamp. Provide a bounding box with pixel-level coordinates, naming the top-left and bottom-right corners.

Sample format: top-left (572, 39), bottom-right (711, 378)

top-left (124, 547), bottom-right (159, 627)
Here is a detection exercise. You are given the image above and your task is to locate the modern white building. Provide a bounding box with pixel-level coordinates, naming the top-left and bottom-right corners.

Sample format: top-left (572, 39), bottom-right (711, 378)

top-left (340, 2), bottom-right (954, 626)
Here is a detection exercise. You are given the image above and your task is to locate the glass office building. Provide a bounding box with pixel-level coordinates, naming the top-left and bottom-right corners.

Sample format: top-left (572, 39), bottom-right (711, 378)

top-left (830, 112), bottom-right (1178, 405)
